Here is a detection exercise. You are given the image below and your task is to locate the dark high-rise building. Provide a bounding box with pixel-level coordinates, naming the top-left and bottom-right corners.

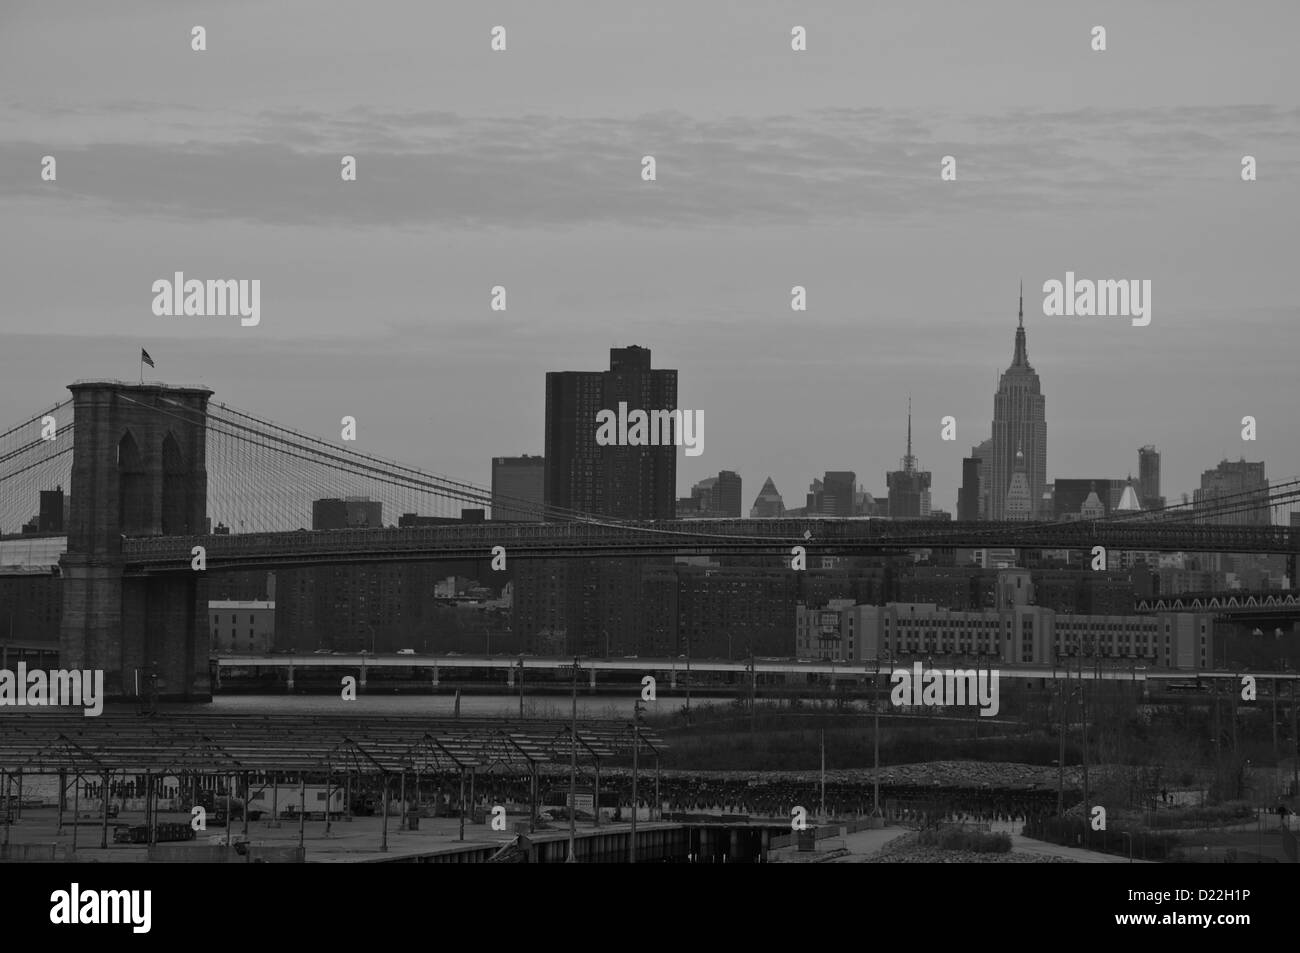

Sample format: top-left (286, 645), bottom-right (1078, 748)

top-left (988, 285), bottom-right (1047, 520)
top-left (971, 436), bottom-right (995, 519)
top-left (886, 400), bottom-right (932, 518)
top-left (821, 472), bottom-right (857, 517)
top-left (1138, 445), bottom-right (1163, 512)
top-left (312, 497), bottom-right (382, 530)
top-left (491, 455), bottom-right (545, 521)
top-left (958, 456), bottom-right (981, 521)
top-left (713, 470), bottom-right (742, 518)
top-left (38, 486), bottom-right (65, 533)
top-left (1194, 458), bottom-right (1269, 526)
top-left (680, 470), bottom-right (741, 518)
top-left (544, 346), bottom-right (677, 520)
top-left (526, 347), bottom-right (677, 657)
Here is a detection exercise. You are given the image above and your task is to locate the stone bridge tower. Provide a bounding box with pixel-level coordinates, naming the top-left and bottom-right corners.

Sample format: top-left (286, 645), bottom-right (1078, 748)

top-left (59, 381), bottom-right (214, 701)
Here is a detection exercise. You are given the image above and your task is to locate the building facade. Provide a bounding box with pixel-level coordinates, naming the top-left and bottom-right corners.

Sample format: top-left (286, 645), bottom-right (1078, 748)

top-left (312, 497), bottom-right (382, 530)
top-left (798, 597), bottom-right (1213, 670)
top-left (491, 455), bottom-right (546, 521)
top-left (544, 345), bottom-right (677, 521)
top-left (210, 600), bottom-right (274, 654)
top-left (1194, 458), bottom-right (1269, 526)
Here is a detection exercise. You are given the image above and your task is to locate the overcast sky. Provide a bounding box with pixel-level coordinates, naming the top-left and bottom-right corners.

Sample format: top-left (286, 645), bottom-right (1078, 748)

top-left (2, 0), bottom-right (1297, 516)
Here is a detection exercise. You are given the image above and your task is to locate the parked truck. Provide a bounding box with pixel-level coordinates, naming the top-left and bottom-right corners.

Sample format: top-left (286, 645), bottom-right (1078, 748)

top-left (245, 783), bottom-right (346, 820)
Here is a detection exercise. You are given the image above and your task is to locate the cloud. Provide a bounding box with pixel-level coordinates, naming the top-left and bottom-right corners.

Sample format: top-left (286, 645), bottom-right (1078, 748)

top-left (1, 103), bottom-right (1295, 230)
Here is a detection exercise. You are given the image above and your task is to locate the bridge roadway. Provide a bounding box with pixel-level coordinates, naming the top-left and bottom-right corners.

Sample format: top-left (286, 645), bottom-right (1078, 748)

top-left (213, 653), bottom-right (1300, 684)
top-left (122, 518), bottom-right (1300, 572)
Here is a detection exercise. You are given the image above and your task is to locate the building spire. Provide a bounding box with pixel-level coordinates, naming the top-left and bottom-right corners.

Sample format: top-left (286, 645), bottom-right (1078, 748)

top-left (1012, 282), bottom-right (1029, 367)
top-left (906, 395), bottom-right (912, 469)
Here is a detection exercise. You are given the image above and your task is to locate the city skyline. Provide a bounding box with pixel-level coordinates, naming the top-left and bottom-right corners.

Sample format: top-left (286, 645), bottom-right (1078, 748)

top-left (3, 2), bottom-right (1298, 521)
top-left (4, 0), bottom-right (1300, 882)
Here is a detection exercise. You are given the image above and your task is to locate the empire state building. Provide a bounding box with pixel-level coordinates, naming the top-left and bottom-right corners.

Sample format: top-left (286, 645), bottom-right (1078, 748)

top-left (988, 285), bottom-right (1047, 520)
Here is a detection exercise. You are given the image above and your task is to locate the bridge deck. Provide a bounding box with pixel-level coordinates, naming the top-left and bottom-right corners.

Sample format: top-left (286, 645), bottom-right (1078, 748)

top-left (115, 519), bottom-right (1300, 572)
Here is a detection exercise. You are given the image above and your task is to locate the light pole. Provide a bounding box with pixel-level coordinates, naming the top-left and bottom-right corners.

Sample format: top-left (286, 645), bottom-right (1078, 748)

top-left (873, 659), bottom-right (881, 817)
top-left (872, 653), bottom-right (892, 818)
top-left (631, 699), bottom-right (643, 863)
top-left (747, 650), bottom-right (756, 735)
top-left (517, 655), bottom-right (524, 719)
top-left (567, 655), bottom-right (580, 863)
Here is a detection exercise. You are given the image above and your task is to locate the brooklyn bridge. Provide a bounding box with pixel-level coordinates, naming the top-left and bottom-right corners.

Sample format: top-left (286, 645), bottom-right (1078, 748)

top-left (3, 380), bottom-right (1299, 700)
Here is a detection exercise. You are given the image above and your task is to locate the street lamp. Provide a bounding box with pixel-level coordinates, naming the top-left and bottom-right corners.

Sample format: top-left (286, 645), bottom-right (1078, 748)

top-left (871, 653), bottom-right (894, 818)
top-left (630, 699), bottom-right (644, 863)
top-left (566, 655), bottom-right (581, 863)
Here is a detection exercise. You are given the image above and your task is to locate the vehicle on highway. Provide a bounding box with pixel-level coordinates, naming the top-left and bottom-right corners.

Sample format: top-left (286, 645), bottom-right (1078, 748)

top-left (397, 649), bottom-right (415, 655)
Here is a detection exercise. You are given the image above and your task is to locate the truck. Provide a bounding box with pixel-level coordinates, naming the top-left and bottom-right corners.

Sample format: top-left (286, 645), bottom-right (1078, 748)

top-left (245, 782), bottom-right (346, 820)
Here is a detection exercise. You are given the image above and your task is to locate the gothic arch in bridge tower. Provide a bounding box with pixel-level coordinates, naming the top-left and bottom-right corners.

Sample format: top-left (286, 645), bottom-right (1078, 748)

top-left (117, 429), bottom-right (149, 535)
top-left (161, 431), bottom-right (189, 535)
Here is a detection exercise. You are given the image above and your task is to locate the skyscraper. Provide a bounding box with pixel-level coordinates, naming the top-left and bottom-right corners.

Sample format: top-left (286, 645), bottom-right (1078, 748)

top-left (491, 455), bottom-right (545, 521)
top-left (958, 456), bottom-right (982, 521)
top-left (1194, 458), bottom-right (1269, 526)
top-left (988, 285), bottom-right (1047, 520)
top-left (809, 471), bottom-right (857, 517)
top-left (1138, 445), bottom-right (1164, 511)
top-left (38, 486), bottom-right (66, 533)
top-left (684, 470), bottom-right (742, 517)
top-left (750, 477), bottom-right (786, 517)
top-left (887, 398), bottom-right (932, 518)
top-left (544, 346), bottom-right (678, 520)
top-left (713, 470), bottom-right (742, 518)
top-left (971, 436), bottom-right (995, 519)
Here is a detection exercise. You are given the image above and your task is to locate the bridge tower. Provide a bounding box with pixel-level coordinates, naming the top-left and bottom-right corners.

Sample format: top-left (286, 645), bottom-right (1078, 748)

top-left (59, 381), bottom-right (214, 701)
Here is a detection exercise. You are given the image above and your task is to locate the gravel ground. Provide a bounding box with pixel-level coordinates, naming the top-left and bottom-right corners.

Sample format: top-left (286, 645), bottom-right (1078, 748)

top-left (861, 830), bottom-right (1076, 863)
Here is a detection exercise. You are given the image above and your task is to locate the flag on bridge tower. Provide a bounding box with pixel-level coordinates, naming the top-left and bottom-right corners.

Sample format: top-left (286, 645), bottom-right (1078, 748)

top-left (139, 348), bottom-right (154, 384)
